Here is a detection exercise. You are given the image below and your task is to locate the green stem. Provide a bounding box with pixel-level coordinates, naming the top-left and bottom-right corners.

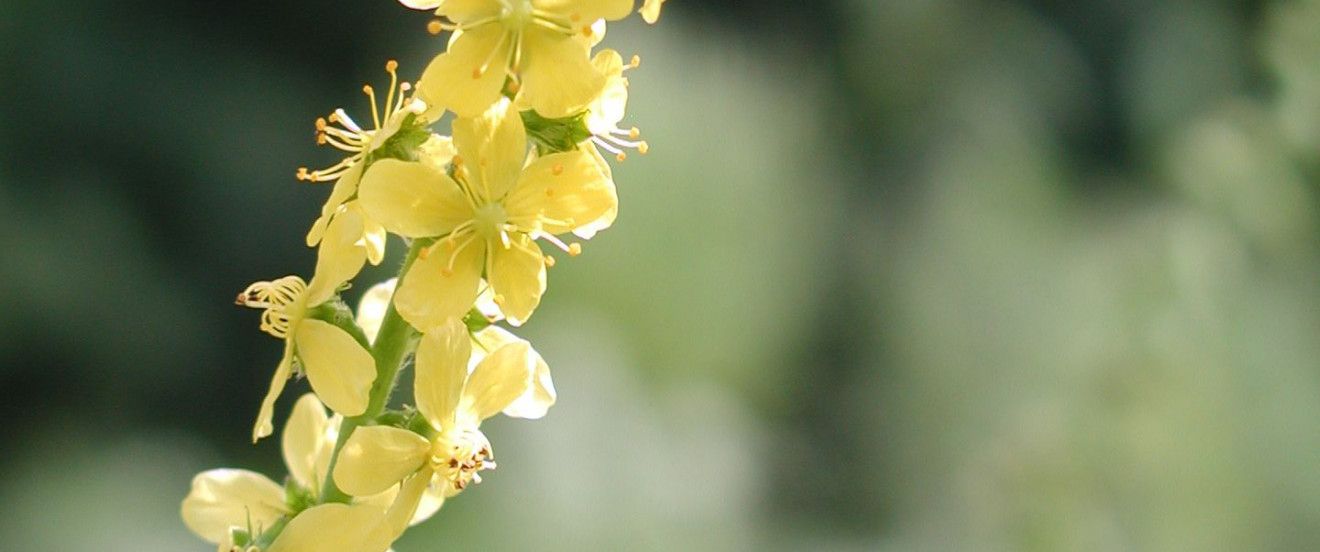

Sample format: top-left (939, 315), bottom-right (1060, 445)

top-left (319, 240), bottom-right (425, 503)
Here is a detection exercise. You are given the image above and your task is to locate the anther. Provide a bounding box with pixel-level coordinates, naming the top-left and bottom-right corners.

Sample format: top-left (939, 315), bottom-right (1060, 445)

top-left (568, 243), bottom-right (582, 257)
top-left (630, 55), bottom-right (641, 68)
top-left (628, 127), bottom-right (640, 139)
top-left (296, 167), bottom-right (311, 180)
top-left (428, 20), bottom-right (444, 35)
top-left (544, 255), bottom-right (557, 268)
top-left (638, 142), bottom-right (650, 154)
top-left (386, 59), bottom-right (398, 73)
top-left (441, 267), bottom-right (454, 277)
top-left (492, 293), bottom-right (506, 305)
top-left (545, 188), bottom-right (555, 197)
top-left (472, 67), bottom-right (484, 79)
top-left (552, 164), bottom-right (564, 175)
top-left (616, 152), bottom-right (627, 162)
top-left (571, 13), bottom-right (581, 22)
top-left (362, 84), bottom-right (374, 95)
top-left (315, 118), bottom-right (328, 131)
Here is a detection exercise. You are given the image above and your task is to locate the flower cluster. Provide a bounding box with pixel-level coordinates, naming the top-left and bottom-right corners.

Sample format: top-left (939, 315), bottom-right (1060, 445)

top-left (182, 2), bottom-right (664, 550)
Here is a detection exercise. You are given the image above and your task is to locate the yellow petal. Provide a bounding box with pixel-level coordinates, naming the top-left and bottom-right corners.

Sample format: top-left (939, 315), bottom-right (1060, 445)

top-left (305, 163), bottom-right (365, 247)
top-left (306, 210), bottom-right (368, 306)
top-left (417, 24), bottom-right (511, 118)
top-left (573, 145), bottom-right (618, 239)
top-left (295, 319), bottom-right (375, 417)
top-left (398, 0), bottom-right (445, 10)
top-left (520, 27), bottom-right (603, 118)
top-left (415, 319), bottom-right (472, 430)
top-left (506, 150), bottom-right (616, 236)
top-left (181, 469), bottom-right (287, 544)
top-left (487, 235), bottom-right (546, 326)
top-left (253, 341), bottom-right (296, 442)
top-left (358, 159), bottom-right (472, 239)
top-left (473, 326), bottom-right (556, 419)
top-left (385, 471), bottom-right (432, 538)
top-left (453, 98), bottom-right (527, 202)
top-left (585, 49), bottom-right (628, 132)
top-left (266, 503), bottom-right (391, 552)
top-left (410, 479), bottom-right (447, 526)
top-left (394, 239), bottom-right (484, 331)
top-left (356, 278), bottom-right (398, 344)
top-left (282, 393), bottom-right (332, 490)
top-left (332, 426), bottom-right (431, 497)
top-left (639, 0), bottom-right (664, 23)
top-left (433, 0), bottom-right (503, 22)
top-left (460, 337), bottom-right (534, 423)
top-left (535, 0), bottom-right (635, 21)
top-left (356, 203), bottom-right (388, 265)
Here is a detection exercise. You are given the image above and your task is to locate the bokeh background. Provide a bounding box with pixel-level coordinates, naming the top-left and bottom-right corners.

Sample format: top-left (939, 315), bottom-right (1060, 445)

top-left (4, 0), bottom-right (1320, 550)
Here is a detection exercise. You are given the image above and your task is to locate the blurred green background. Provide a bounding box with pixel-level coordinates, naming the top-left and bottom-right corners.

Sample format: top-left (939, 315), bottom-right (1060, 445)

top-left (4, 0), bottom-right (1320, 550)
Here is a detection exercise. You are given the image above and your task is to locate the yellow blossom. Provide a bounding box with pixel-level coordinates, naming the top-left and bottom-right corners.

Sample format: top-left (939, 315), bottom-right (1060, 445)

top-left (639, 0), bottom-right (664, 23)
top-left (358, 98), bottom-right (616, 327)
top-left (331, 319), bottom-right (554, 513)
top-left (403, 0), bottom-right (635, 118)
top-left (184, 394), bottom-right (442, 550)
top-left (237, 212), bottom-right (377, 441)
top-left (301, 60), bottom-right (427, 266)
top-left (183, 395), bottom-right (346, 546)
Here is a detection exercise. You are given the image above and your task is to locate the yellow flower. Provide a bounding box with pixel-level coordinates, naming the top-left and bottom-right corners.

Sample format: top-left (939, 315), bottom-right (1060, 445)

top-left (403, 0), bottom-right (635, 118)
top-left (237, 212), bottom-right (377, 442)
top-left (300, 60), bottom-right (427, 266)
top-left (639, 0), bottom-right (664, 23)
top-left (331, 319), bottom-right (554, 513)
top-left (183, 395), bottom-right (351, 547)
top-left (358, 98), bottom-right (616, 327)
top-left (184, 394), bottom-right (441, 550)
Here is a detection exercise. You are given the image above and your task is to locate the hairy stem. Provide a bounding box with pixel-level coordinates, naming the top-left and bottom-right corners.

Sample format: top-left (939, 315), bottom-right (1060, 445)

top-left (319, 240), bottom-right (424, 503)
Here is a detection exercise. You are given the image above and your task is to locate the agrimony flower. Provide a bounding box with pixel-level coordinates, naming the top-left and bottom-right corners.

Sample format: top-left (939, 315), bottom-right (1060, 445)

top-left (301, 60), bottom-right (427, 266)
top-left (331, 319), bottom-right (554, 512)
top-left (237, 213), bottom-right (376, 441)
top-left (359, 98), bottom-right (615, 327)
top-left (404, 0), bottom-right (635, 118)
top-left (183, 395), bottom-right (344, 548)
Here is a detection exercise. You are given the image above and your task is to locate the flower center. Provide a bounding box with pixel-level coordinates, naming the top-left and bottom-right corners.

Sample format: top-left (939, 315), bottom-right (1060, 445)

top-left (501, 0), bottom-right (536, 30)
top-left (473, 202), bottom-right (509, 241)
top-left (430, 427), bottom-right (495, 493)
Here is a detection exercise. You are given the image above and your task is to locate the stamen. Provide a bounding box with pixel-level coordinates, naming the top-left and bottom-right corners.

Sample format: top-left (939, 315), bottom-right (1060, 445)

top-left (383, 60), bottom-right (400, 124)
top-left (474, 31), bottom-right (512, 79)
top-left (363, 85), bottom-right (381, 130)
top-left (544, 255), bottom-right (557, 268)
top-left (534, 231), bottom-right (579, 255)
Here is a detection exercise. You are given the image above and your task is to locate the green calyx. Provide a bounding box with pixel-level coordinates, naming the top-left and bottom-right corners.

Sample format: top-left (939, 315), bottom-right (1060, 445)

top-left (522, 109), bottom-right (592, 154)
